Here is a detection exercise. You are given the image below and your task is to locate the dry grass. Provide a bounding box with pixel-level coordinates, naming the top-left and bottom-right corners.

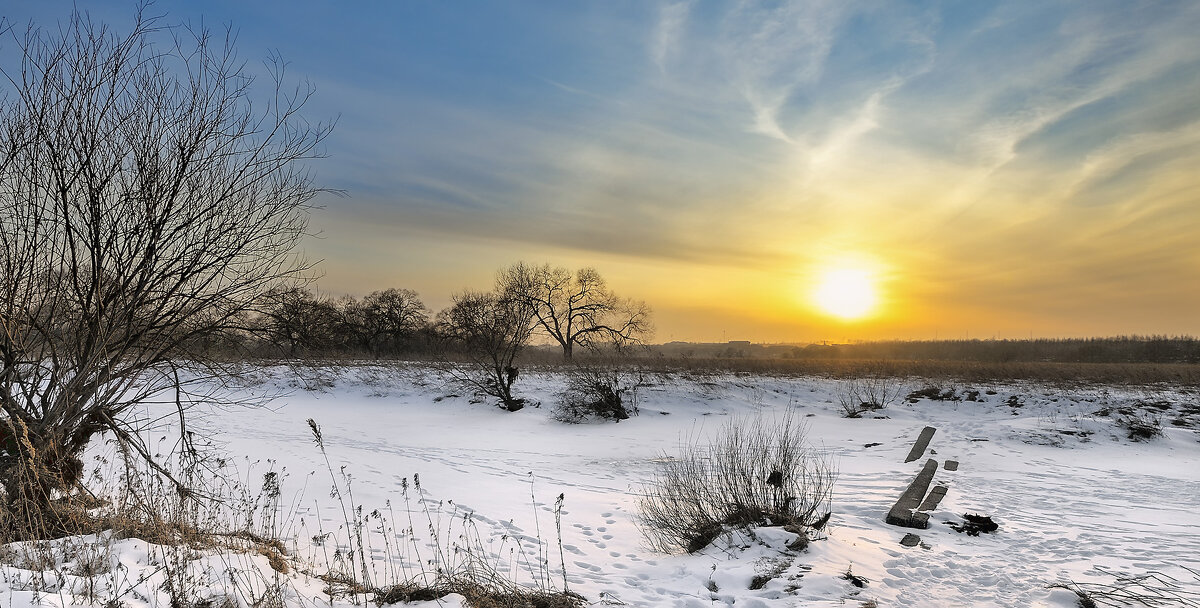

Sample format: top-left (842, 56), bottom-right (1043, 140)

top-left (1050, 566), bottom-right (1200, 607)
top-left (303, 418), bottom-right (585, 608)
top-left (0, 447), bottom-right (296, 608)
top-left (3, 423), bottom-right (587, 608)
top-left (373, 575), bottom-right (586, 607)
top-left (617, 357), bottom-right (1200, 387)
top-left (248, 354), bottom-right (1200, 389)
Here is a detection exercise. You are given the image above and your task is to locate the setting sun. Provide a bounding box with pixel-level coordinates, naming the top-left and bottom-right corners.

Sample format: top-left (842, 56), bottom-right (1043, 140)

top-left (813, 268), bottom-right (878, 320)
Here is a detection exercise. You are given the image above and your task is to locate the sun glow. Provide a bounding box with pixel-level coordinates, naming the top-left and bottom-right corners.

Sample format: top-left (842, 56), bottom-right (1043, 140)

top-left (812, 267), bottom-right (878, 320)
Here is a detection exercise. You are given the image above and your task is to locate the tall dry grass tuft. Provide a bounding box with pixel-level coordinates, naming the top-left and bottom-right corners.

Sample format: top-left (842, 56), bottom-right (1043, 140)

top-left (638, 412), bottom-right (836, 554)
top-left (302, 417), bottom-right (585, 608)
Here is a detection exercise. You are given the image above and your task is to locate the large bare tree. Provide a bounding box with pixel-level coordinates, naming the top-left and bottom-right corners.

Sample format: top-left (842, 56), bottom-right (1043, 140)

top-left (0, 9), bottom-right (331, 535)
top-left (498, 262), bottom-right (652, 359)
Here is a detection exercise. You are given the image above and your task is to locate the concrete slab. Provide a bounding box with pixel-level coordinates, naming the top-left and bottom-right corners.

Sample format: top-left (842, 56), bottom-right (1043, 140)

top-left (886, 458), bottom-right (938, 529)
top-left (918, 485), bottom-right (948, 512)
top-left (945, 460), bottom-right (959, 471)
top-left (905, 426), bottom-right (937, 463)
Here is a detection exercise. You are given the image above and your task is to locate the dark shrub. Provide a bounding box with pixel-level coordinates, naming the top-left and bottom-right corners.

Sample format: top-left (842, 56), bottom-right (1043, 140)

top-left (1117, 412), bottom-right (1163, 441)
top-left (906, 386), bottom-right (959, 402)
top-left (552, 366), bottom-right (641, 423)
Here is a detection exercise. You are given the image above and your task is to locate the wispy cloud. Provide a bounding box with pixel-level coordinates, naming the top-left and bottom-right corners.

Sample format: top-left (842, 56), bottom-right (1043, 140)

top-left (651, 1), bottom-right (690, 74)
top-left (716, 0), bottom-right (849, 143)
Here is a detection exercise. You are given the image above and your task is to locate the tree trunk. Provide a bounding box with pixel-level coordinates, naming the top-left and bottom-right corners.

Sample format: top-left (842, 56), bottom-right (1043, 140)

top-left (1, 419), bottom-right (85, 540)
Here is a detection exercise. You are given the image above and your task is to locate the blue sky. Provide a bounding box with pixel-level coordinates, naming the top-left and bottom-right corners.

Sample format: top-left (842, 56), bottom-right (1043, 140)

top-left (4, 1), bottom-right (1200, 342)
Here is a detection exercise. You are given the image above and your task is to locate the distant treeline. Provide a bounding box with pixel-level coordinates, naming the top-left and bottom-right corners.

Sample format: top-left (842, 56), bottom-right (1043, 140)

top-left (214, 286), bottom-right (1200, 367)
top-left (781, 336), bottom-right (1200, 365)
top-left (233, 298), bottom-right (1200, 367)
top-left (206, 262), bottom-right (650, 362)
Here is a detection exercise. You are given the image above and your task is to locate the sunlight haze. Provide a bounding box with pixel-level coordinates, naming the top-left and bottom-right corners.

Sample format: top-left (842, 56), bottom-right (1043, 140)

top-left (5, 1), bottom-right (1199, 343)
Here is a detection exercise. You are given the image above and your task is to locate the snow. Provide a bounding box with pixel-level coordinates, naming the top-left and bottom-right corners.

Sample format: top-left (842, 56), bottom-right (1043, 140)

top-left (3, 363), bottom-right (1199, 607)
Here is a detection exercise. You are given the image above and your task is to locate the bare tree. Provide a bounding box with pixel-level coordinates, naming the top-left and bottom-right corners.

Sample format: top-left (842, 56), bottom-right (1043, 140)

top-left (0, 9), bottom-right (331, 535)
top-left (437, 290), bottom-right (535, 411)
top-left (257, 288), bottom-right (343, 355)
top-left (357, 288), bottom-right (429, 354)
top-left (498, 262), bottom-right (652, 359)
top-left (257, 287), bottom-right (429, 356)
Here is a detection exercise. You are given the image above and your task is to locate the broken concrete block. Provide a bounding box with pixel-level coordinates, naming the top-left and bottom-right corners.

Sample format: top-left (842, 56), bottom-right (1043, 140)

top-left (905, 426), bottom-right (937, 463)
top-left (886, 459), bottom-right (938, 529)
top-left (919, 485), bottom-right (948, 512)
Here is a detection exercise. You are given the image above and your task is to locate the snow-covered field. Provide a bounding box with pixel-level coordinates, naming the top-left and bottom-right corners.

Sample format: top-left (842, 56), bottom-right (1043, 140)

top-left (3, 363), bottom-right (1199, 607)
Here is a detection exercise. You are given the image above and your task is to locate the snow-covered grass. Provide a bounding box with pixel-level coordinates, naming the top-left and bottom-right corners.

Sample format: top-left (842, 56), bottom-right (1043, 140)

top-left (3, 363), bottom-right (1199, 607)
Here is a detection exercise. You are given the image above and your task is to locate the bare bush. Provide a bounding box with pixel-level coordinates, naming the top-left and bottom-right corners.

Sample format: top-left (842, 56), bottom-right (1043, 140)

top-left (437, 290), bottom-right (536, 411)
top-left (552, 363), bottom-right (643, 423)
top-left (638, 414), bottom-right (835, 553)
top-left (836, 372), bottom-right (904, 418)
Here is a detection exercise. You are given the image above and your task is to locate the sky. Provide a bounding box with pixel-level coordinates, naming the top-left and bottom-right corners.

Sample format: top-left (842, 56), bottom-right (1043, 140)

top-left (4, 1), bottom-right (1200, 343)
